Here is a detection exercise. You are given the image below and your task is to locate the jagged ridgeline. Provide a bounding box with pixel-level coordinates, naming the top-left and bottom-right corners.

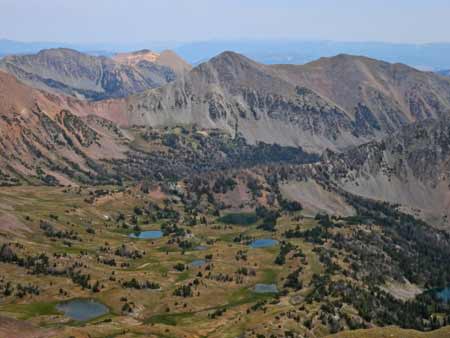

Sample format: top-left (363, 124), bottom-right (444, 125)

top-left (2, 50), bottom-right (450, 188)
top-left (122, 52), bottom-right (450, 152)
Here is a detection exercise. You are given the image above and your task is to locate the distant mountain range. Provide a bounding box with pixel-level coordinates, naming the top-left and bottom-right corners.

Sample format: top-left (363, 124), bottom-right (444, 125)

top-left (438, 69), bottom-right (450, 77)
top-left (118, 51), bottom-right (450, 152)
top-left (0, 48), bottom-right (191, 100)
top-left (0, 39), bottom-right (179, 57)
top-left (2, 39), bottom-right (450, 70)
top-left (2, 49), bottom-right (450, 185)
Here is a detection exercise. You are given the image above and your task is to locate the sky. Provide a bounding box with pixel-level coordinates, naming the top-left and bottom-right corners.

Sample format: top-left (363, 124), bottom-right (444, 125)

top-left (1, 0), bottom-right (450, 44)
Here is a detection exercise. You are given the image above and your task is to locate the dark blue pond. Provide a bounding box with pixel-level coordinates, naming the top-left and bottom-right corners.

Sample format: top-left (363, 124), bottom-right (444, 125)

top-left (250, 239), bottom-right (278, 248)
top-left (57, 299), bottom-right (108, 321)
top-left (254, 284), bottom-right (278, 294)
top-left (437, 287), bottom-right (450, 302)
top-left (129, 230), bottom-right (163, 239)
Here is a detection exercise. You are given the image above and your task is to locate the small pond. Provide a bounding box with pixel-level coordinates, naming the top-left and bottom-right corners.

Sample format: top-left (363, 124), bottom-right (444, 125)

top-left (436, 287), bottom-right (450, 302)
top-left (254, 284), bottom-right (278, 294)
top-left (57, 299), bottom-right (108, 321)
top-left (129, 230), bottom-right (163, 239)
top-left (194, 245), bottom-right (208, 251)
top-left (191, 259), bottom-right (206, 267)
top-left (249, 239), bottom-right (278, 248)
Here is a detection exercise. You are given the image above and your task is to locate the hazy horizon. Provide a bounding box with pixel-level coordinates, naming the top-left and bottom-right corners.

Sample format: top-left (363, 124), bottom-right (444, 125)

top-left (1, 0), bottom-right (450, 44)
top-left (3, 37), bottom-right (450, 47)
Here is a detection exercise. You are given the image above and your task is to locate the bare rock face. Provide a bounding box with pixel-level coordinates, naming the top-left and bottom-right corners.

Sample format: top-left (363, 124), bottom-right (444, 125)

top-left (0, 48), bottom-right (191, 101)
top-left (122, 52), bottom-right (450, 153)
top-left (124, 52), bottom-right (363, 152)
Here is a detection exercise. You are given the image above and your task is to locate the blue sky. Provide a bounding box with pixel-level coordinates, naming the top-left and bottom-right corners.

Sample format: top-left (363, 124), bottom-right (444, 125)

top-left (1, 0), bottom-right (449, 43)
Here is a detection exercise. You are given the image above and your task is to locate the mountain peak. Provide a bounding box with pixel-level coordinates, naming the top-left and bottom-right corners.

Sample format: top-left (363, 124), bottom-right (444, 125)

top-left (206, 51), bottom-right (266, 76)
top-left (309, 53), bottom-right (384, 66)
top-left (308, 53), bottom-right (419, 73)
top-left (156, 50), bottom-right (192, 75)
top-left (113, 49), bottom-right (160, 65)
top-left (2, 48), bottom-right (86, 62)
top-left (113, 49), bottom-right (191, 75)
top-left (37, 48), bottom-right (86, 57)
top-left (210, 51), bottom-right (255, 64)
top-left (131, 49), bottom-right (153, 54)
